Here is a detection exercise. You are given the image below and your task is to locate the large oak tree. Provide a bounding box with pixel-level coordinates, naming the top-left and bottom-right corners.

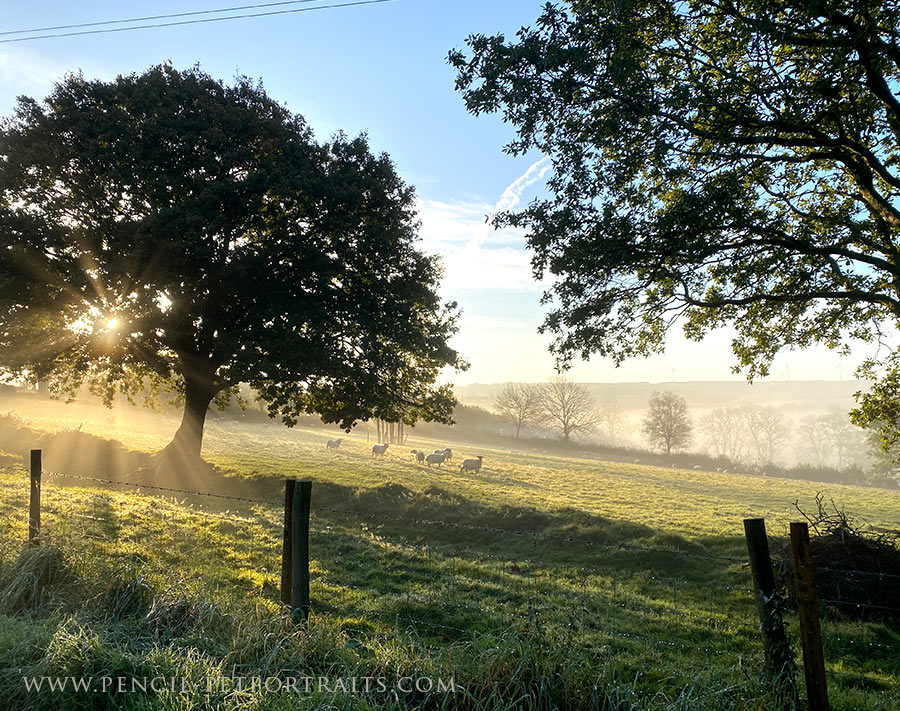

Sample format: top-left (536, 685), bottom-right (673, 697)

top-left (0, 65), bottom-right (464, 465)
top-left (451, 0), bottom-right (900, 449)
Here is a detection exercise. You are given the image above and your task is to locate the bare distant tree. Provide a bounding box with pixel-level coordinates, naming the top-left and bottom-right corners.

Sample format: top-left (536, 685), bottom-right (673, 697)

top-left (700, 406), bottom-right (746, 460)
top-left (494, 382), bottom-right (544, 438)
top-left (537, 377), bottom-right (597, 441)
top-left (739, 404), bottom-right (792, 464)
top-left (821, 408), bottom-right (870, 470)
top-left (597, 401), bottom-right (625, 444)
top-left (797, 416), bottom-right (832, 468)
top-left (642, 391), bottom-right (692, 455)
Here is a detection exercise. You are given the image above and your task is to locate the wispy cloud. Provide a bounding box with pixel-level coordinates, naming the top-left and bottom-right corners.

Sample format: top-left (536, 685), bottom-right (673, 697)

top-left (417, 158), bottom-right (550, 292)
top-left (461, 315), bottom-right (530, 330)
top-left (0, 50), bottom-right (70, 110)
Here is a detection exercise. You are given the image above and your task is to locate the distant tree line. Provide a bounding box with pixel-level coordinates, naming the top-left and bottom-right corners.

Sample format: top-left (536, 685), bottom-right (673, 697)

top-left (490, 380), bottom-right (881, 476)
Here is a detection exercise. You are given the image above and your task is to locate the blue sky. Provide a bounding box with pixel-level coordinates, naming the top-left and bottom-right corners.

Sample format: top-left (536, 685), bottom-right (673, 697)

top-left (0, 0), bottom-right (868, 385)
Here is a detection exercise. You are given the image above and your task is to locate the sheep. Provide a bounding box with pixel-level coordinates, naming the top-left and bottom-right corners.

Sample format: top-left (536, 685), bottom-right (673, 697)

top-left (442, 447), bottom-right (453, 461)
top-left (410, 449), bottom-right (425, 464)
top-left (372, 443), bottom-right (389, 456)
top-left (425, 452), bottom-right (445, 467)
top-left (326, 438), bottom-right (343, 450)
top-left (460, 455), bottom-right (483, 474)
top-left (692, 465), bottom-right (701, 470)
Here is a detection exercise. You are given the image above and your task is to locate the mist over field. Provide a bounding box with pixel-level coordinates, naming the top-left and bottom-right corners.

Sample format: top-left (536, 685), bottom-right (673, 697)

top-left (454, 380), bottom-right (870, 469)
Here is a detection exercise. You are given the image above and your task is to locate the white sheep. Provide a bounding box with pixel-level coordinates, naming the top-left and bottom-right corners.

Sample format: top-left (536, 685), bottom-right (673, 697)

top-left (442, 447), bottom-right (453, 461)
top-left (372, 443), bottom-right (389, 456)
top-left (460, 455), bottom-right (483, 473)
top-left (410, 449), bottom-right (425, 464)
top-left (692, 465), bottom-right (701, 470)
top-left (326, 438), bottom-right (343, 450)
top-left (425, 452), bottom-right (445, 467)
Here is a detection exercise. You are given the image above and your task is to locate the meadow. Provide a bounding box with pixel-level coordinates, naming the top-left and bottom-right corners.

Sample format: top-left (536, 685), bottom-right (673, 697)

top-left (0, 394), bottom-right (898, 710)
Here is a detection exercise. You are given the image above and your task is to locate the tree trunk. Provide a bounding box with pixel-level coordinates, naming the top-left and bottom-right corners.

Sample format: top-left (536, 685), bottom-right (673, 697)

top-left (165, 375), bottom-right (217, 460)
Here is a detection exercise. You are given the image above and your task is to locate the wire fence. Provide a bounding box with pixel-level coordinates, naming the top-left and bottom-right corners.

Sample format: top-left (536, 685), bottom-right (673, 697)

top-left (1, 463), bottom-right (897, 707)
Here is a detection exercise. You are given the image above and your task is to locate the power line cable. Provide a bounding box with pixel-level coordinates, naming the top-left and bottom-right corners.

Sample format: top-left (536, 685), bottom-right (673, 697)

top-left (0, 0), bottom-right (395, 44)
top-left (0, 0), bottom-right (323, 37)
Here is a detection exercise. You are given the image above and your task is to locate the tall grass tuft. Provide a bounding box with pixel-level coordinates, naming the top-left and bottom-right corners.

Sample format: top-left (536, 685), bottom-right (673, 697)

top-left (0, 544), bottom-right (73, 613)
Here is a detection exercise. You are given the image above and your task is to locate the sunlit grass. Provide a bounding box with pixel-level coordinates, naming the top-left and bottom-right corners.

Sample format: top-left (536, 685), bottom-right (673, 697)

top-left (0, 395), bottom-right (898, 709)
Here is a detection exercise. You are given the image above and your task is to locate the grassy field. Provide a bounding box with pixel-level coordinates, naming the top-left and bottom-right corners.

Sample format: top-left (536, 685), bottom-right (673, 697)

top-left (0, 395), bottom-right (898, 710)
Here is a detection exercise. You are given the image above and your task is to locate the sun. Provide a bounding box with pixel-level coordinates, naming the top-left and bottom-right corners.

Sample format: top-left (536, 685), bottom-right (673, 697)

top-left (107, 318), bottom-right (118, 330)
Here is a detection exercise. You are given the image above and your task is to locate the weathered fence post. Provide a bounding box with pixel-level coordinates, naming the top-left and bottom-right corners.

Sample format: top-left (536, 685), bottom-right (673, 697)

top-left (291, 480), bottom-right (312, 622)
top-left (743, 518), bottom-right (796, 705)
top-left (281, 479), bottom-right (296, 605)
top-left (790, 521), bottom-right (830, 711)
top-left (28, 449), bottom-right (41, 544)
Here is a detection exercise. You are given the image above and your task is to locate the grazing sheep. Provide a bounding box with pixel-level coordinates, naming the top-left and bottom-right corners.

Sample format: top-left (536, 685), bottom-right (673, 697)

top-left (372, 443), bottom-right (389, 456)
top-left (410, 449), bottom-right (425, 464)
top-left (326, 438), bottom-right (343, 450)
top-left (460, 455), bottom-right (483, 474)
top-left (692, 465), bottom-right (701, 470)
top-left (442, 447), bottom-right (453, 461)
top-left (425, 452), bottom-right (445, 467)
top-left (633, 458), bottom-right (641, 464)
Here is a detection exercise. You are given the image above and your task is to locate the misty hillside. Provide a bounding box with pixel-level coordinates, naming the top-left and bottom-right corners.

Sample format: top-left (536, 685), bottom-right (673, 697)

top-left (455, 380), bottom-right (867, 415)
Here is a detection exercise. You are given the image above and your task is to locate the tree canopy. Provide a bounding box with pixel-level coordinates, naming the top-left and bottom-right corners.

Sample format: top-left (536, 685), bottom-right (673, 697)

top-left (0, 65), bottom-right (464, 462)
top-left (451, 1), bottom-right (900, 448)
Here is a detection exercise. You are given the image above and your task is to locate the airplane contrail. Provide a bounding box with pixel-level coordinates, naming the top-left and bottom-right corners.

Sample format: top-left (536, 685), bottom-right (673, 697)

top-left (468, 156), bottom-right (550, 250)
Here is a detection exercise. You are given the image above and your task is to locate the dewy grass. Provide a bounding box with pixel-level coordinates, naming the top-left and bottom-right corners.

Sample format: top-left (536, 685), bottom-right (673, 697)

top-left (0, 544), bottom-right (73, 614)
top-left (0, 403), bottom-right (897, 709)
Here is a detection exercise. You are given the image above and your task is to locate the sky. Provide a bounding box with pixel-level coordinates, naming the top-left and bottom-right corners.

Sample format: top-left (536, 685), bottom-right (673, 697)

top-left (0, 0), bottom-right (875, 385)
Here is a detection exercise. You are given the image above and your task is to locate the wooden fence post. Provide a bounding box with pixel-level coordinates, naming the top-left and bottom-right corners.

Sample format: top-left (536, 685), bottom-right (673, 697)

top-left (743, 518), bottom-right (796, 705)
top-left (280, 479), bottom-right (296, 605)
top-left (29, 449), bottom-right (41, 544)
top-left (790, 521), bottom-right (830, 711)
top-left (291, 480), bottom-right (312, 622)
